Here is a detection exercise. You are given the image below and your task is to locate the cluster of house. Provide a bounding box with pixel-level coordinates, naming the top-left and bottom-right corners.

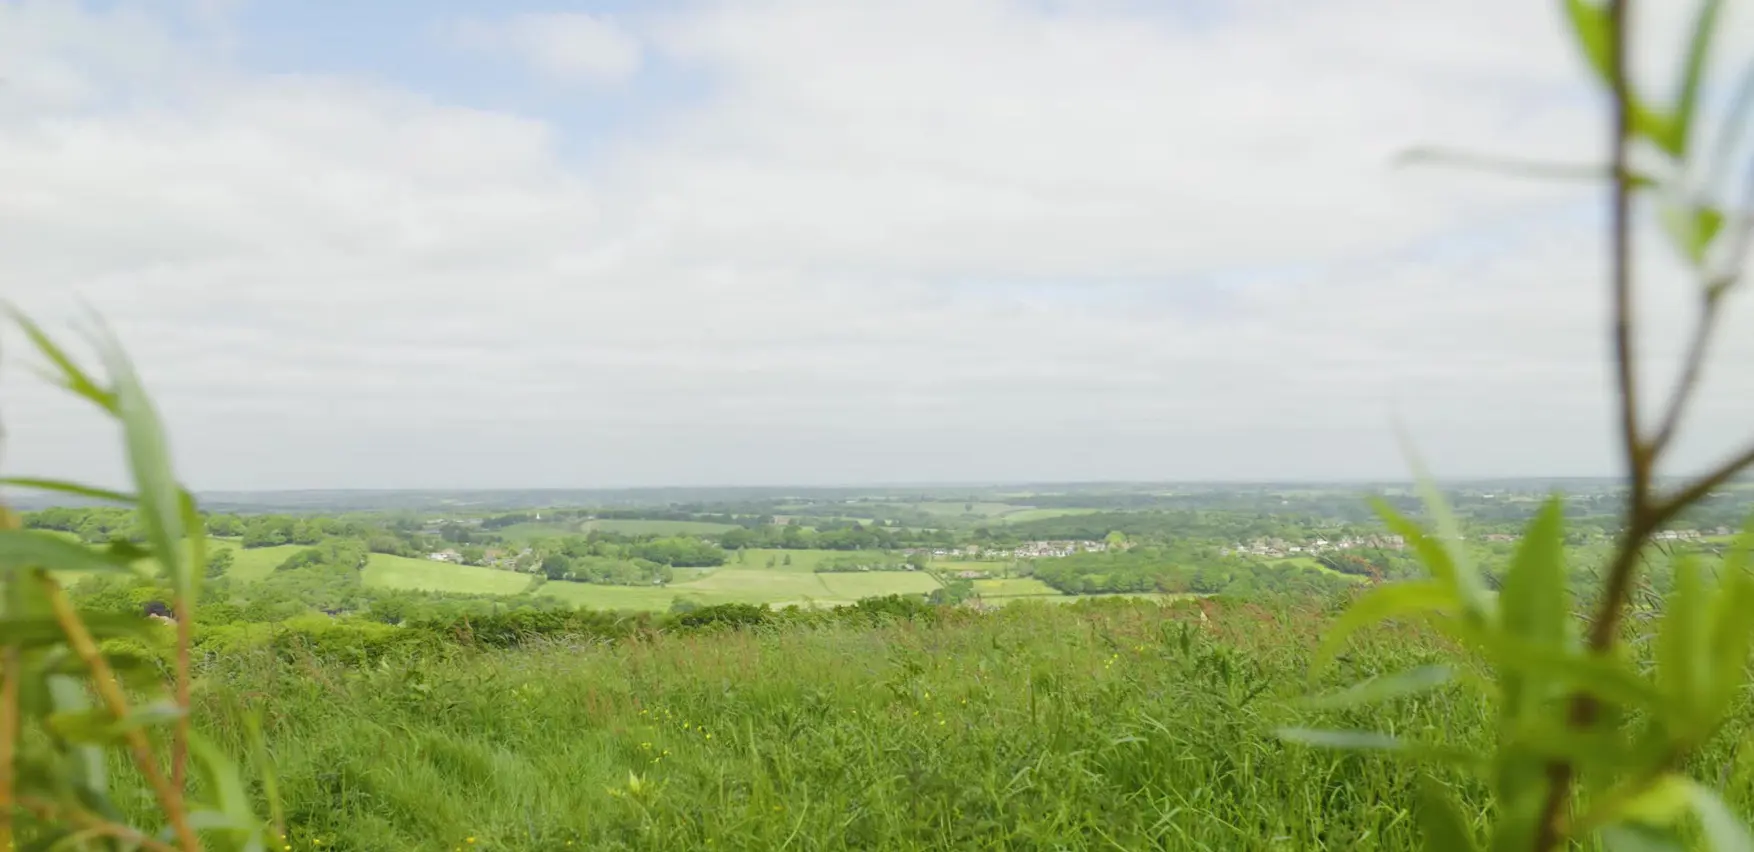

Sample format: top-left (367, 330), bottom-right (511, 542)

top-left (1221, 534), bottom-right (1407, 560)
top-left (427, 547), bottom-right (534, 568)
top-left (903, 540), bottom-right (1112, 561)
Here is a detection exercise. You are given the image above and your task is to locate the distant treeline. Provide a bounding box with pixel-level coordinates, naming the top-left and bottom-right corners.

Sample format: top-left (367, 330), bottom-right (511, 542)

top-left (1026, 547), bottom-right (1359, 596)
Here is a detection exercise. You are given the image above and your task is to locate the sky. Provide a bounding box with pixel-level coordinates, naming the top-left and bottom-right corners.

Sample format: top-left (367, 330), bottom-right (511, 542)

top-left (2, 0), bottom-right (1754, 490)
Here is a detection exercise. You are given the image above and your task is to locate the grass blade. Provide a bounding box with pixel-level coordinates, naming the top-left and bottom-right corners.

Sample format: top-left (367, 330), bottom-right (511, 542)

top-left (1688, 780), bottom-right (1754, 852)
top-left (2, 307), bottom-right (117, 415)
top-left (1302, 665), bottom-right (1453, 710)
top-left (1670, 0), bottom-right (1724, 157)
top-left (0, 531), bottom-right (144, 577)
top-left (1417, 776), bottom-right (1481, 852)
top-left (89, 322), bottom-right (187, 597)
top-left (0, 479), bottom-right (134, 505)
top-left (1312, 580), bottom-right (1456, 675)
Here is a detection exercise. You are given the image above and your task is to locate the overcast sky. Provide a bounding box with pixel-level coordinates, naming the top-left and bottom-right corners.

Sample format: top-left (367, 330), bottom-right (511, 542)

top-left (2, 0), bottom-right (1753, 490)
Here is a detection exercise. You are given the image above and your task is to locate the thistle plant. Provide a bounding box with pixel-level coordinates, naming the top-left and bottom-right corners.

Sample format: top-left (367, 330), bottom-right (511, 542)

top-left (1289, 1), bottom-right (1754, 850)
top-left (0, 310), bottom-right (277, 851)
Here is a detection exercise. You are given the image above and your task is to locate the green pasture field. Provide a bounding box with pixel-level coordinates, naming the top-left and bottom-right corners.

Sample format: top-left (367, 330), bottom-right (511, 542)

top-left (489, 522), bottom-right (579, 542)
top-left (582, 519), bottom-right (738, 535)
top-left (908, 501), bottom-right (1026, 517)
top-left (537, 559), bottom-right (938, 612)
top-left (181, 598), bottom-right (1725, 849)
top-left (970, 577), bottom-right (1062, 598)
top-left (214, 542), bottom-right (305, 583)
top-left (995, 507), bottom-right (1105, 523)
top-left (361, 553), bottom-right (532, 596)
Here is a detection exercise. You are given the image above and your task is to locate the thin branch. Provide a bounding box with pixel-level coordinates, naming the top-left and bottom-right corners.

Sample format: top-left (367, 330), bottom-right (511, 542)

top-left (1537, 0), bottom-right (1638, 848)
top-left (40, 575), bottom-right (200, 851)
top-left (17, 795), bottom-right (183, 852)
top-left (0, 645), bottom-right (17, 852)
top-left (1649, 440), bottom-right (1754, 525)
top-left (1647, 291), bottom-right (1724, 458)
top-left (173, 595), bottom-right (192, 797)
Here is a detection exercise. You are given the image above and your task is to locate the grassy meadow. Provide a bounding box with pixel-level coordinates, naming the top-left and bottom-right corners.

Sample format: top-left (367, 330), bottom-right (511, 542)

top-left (174, 597), bottom-right (1754, 850)
top-left (583, 518), bottom-right (739, 535)
top-left (362, 553), bottom-right (534, 596)
top-left (200, 539), bottom-right (1275, 612)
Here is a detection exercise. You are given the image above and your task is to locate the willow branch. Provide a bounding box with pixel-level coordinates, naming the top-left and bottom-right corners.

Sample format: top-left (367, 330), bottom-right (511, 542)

top-left (173, 595), bottom-right (191, 796)
top-left (0, 645), bottom-right (17, 852)
top-left (1647, 292), bottom-right (1723, 458)
top-left (1536, 1), bottom-right (1637, 848)
top-left (18, 796), bottom-right (183, 852)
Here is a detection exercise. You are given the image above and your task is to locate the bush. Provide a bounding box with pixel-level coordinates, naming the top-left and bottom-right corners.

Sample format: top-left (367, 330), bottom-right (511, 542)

top-left (675, 602), bottom-right (770, 630)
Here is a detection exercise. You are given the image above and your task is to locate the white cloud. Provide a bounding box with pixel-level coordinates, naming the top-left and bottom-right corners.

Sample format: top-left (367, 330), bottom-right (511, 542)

top-left (0, 0), bottom-right (1752, 489)
top-left (448, 12), bottom-right (643, 85)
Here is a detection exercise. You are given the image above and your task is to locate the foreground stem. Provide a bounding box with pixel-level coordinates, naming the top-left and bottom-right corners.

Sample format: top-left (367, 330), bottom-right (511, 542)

top-left (1536, 0), bottom-right (1639, 847)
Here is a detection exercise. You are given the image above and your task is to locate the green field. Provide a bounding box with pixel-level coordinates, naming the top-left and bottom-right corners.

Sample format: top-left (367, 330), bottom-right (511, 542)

top-left (535, 581), bottom-right (679, 610)
top-left (970, 577), bottom-right (1062, 598)
top-left (733, 548), bottom-right (846, 572)
top-left (214, 541), bottom-right (305, 583)
top-left (582, 518), bottom-right (738, 535)
top-left (1272, 555), bottom-right (1369, 581)
top-left (533, 549), bottom-right (941, 611)
top-left (996, 507), bottom-right (1104, 524)
top-left (489, 521), bottom-right (579, 542)
top-left (361, 553), bottom-right (532, 596)
top-left (181, 598), bottom-right (1743, 849)
top-left (908, 501), bottom-right (1025, 517)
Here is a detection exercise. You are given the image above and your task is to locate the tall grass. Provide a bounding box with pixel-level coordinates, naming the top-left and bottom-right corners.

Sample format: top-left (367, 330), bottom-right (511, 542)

top-left (159, 598), bottom-right (1754, 851)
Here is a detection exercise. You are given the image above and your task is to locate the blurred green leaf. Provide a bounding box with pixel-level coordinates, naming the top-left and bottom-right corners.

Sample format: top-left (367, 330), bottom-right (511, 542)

top-left (1498, 497), bottom-right (1570, 720)
top-left (92, 321), bottom-right (188, 597)
top-left (1708, 518), bottom-right (1754, 717)
top-left (1416, 776), bottom-right (1480, 852)
top-left (3, 306), bottom-right (118, 415)
top-left (1669, 0), bottom-right (1724, 157)
top-left (245, 709), bottom-right (286, 841)
top-left (0, 530), bottom-right (142, 577)
top-left (0, 477), bottom-right (134, 504)
top-left (1600, 824), bottom-right (1687, 852)
top-left (1275, 727), bottom-right (1482, 767)
top-left (181, 487), bottom-right (207, 600)
top-left (1313, 580), bottom-right (1456, 674)
top-left (1303, 665), bottom-right (1453, 710)
top-left (1657, 556), bottom-right (1710, 731)
top-left (1706, 60), bottom-right (1754, 190)
top-left (189, 729), bottom-right (259, 838)
top-left (47, 699), bottom-right (186, 746)
top-left (1688, 780), bottom-right (1754, 852)
top-left (1407, 463), bottom-right (1487, 618)
top-left (1463, 625), bottom-right (1662, 711)
top-left (0, 613), bottom-right (158, 648)
top-left (1660, 202), bottom-right (1727, 265)
top-left (1394, 148), bottom-right (1655, 189)
top-left (1563, 0), bottom-right (1615, 86)
top-left (1620, 774), bottom-right (1694, 827)
top-left (1498, 498), bottom-right (1568, 646)
top-left (44, 672), bottom-right (118, 823)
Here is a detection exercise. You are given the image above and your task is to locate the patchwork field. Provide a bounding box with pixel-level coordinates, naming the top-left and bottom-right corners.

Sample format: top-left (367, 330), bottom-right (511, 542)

top-left (970, 577), bottom-right (1062, 598)
top-left (536, 554), bottom-right (942, 611)
top-left (582, 518), bottom-right (738, 535)
top-left (1272, 555), bottom-right (1370, 581)
top-left (489, 521), bottom-right (579, 542)
top-left (361, 553), bottom-right (532, 596)
top-left (908, 501), bottom-right (1025, 517)
top-left (995, 507), bottom-right (1105, 524)
top-left (213, 541), bottom-right (304, 583)
top-left (535, 581), bottom-right (678, 610)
